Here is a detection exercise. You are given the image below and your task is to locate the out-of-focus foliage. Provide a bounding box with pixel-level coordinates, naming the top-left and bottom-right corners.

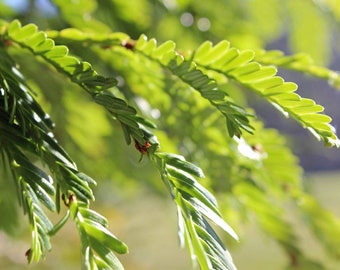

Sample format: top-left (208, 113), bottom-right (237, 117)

top-left (0, 0), bottom-right (340, 269)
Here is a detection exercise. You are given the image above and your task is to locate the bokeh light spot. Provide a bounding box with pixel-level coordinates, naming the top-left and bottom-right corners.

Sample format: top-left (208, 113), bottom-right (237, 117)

top-left (180, 12), bottom-right (194, 27)
top-left (197, 17), bottom-right (211, 31)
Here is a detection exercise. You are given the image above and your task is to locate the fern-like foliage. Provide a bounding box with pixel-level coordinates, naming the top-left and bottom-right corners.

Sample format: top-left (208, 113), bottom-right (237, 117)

top-left (254, 49), bottom-right (340, 88)
top-left (191, 40), bottom-right (339, 147)
top-left (0, 46), bottom-right (54, 262)
top-left (5, 21), bottom-right (152, 147)
top-left (100, 33), bottom-right (338, 146)
top-left (153, 152), bottom-right (238, 270)
top-left (1, 21), bottom-right (128, 268)
top-left (133, 35), bottom-right (254, 138)
top-left (7, 146), bottom-right (54, 262)
top-left (1, 9), bottom-right (340, 269)
top-left (48, 30), bottom-right (339, 148)
top-left (5, 21), bottom-right (120, 95)
top-left (2, 20), bottom-right (240, 270)
top-left (68, 196), bottom-right (128, 269)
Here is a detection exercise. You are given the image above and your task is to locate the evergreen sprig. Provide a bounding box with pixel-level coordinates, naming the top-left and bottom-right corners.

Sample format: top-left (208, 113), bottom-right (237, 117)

top-left (1, 21), bottom-right (129, 268)
top-left (254, 49), bottom-right (340, 88)
top-left (192, 40), bottom-right (339, 147)
top-left (133, 35), bottom-right (254, 138)
top-left (2, 20), bottom-right (240, 270)
top-left (1, 13), bottom-right (340, 270)
top-left (68, 195), bottom-right (128, 270)
top-left (152, 152), bottom-right (238, 270)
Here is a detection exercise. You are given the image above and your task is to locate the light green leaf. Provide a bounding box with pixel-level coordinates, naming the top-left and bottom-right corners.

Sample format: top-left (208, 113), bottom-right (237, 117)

top-left (34, 39), bottom-right (55, 53)
top-left (194, 41), bottom-right (213, 64)
top-left (79, 207), bottom-right (108, 227)
top-left (292, 104), bottom-right (324, 115)
top-left (7, 19), bottom-right (21, 36)
top-left (68, 180), bottom-right (93, 202)
top-left (263, 82), bottom-right (298, 95)
top-left (25, 32), bottom-right (47, 48)
top-left (167, 167), bottom-right (217, 209)
top-left (189, 197), bottom-right (239, 241)
top-left (300, 113), bottom-right (332, 123)
top-left (151, 40), bottom-right (176, 58)
top-left (11, 23), bottom-right (37, 41)
top-left (56, 55), bottom-right (80, 68)
top-left (196, 40), bottom-right (230, 66)
top-left (222, 50), bottom-right (254, 72)
top-left (272, 93), bottom-right (301, 103)
top-left (185, 215), bottom-right (212, 270)
top-left (82, 222), bottom-right (128, 254)
top-left (158, 152), bottom-right (204, 177)
top-left (141, 38), bottom-right (157, 54)
top-left (252, 76), bottom-right (284, 90)
top-left (44, 45), bottom-right (69, 59)
top-left (76, 172), bottom-right (97, 186)
top-left (59, 28), bottom-right (87, 41)
top-left (237, 65), bottom-right (277, 82)
top-left (229, 62), bottom-right (261, 78)
top-left (88, 237), bottom-right (125, 270)
top-left (211, 47), bottom-right (238, 69)
top-left (135, 34), bottom-right (147, 49)
top-left (32, 184), bottom-right (55, 211)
